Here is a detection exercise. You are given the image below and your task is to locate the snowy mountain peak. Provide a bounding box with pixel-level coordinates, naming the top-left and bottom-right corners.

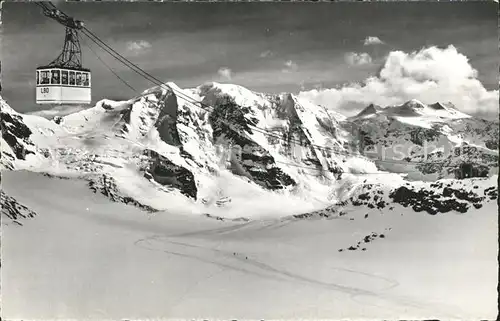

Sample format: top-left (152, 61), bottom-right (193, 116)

top-left (387, 99), bottom-right (428, 117)
top-left (354, 103), bottom-right (384, 118)
top-left (429, 102), bottom-right (447, 110)
top-left (348, 99), bottom-right (472, 121)
top-left (1, 81), bottom-right (498, 216)
top-left (403, 99), bottom-right (426, 109)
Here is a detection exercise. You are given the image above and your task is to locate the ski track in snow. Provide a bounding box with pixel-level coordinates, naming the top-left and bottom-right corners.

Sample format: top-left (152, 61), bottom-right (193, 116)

top-left (2, 170), bottom-right (496, 319)
top-left (133, 224), bottom-right (466, 319)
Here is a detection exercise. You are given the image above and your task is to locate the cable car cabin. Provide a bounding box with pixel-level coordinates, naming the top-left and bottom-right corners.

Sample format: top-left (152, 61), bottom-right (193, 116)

top-left (36, 67), bottom-right (91, 104)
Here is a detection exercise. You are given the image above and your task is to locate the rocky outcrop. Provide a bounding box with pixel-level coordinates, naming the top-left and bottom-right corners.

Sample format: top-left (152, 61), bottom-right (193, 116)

top-left (155, 92), bottom-right (182, 146)
top-left (1, 111), bottom-right (35, 160)
top-left (388, 180), bottom-right (493, 215)
top-left (1, 190), bottom-right (37, 225)
top-left (88, 174), bottom-right (157, 213)
top-left (338, 229), bottom-right (392, 252)
top-left (389, 186), bottom-right (470, 214)
top-left (209, 97), bottom-right (296, 190)
top-left (144, 149), bottom-right (198, 200)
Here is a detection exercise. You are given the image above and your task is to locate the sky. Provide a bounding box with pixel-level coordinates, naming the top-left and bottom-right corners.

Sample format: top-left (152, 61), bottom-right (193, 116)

top-left (1, 1), bottom-right (498, 119)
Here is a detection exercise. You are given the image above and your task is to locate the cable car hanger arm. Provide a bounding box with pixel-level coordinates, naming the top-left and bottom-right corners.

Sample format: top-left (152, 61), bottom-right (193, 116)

top-left (36, 2), bottom-right (84, 69)
top-left (36, 2), bottom-right (84, 30)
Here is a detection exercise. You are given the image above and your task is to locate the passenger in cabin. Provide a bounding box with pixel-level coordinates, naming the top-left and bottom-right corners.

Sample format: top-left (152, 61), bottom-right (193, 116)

top-left (51, 70), bottom-right (60, 85)
top-left (76, 73), bottom-right (82, 86)
top-left (41, 71), bottom-right (50, 84)
top-left (69, 72), bottom-right (75, 85)
top-left (61, 71), bottom-right (68, 85)
top-left (82, 73), bottom-right (89, 86)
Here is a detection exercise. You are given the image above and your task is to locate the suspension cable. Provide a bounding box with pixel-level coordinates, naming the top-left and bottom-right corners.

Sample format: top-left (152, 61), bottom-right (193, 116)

top-left (33, 2), bottom-right (494, 184)
top-left (39, 14), bottom-right (476, 170)
top-left (81, 28), bottom-right (460, 167)
top-left (80, 37), bottom-right (138, 94)
top-left (37, 3), bottom-right (492, 172)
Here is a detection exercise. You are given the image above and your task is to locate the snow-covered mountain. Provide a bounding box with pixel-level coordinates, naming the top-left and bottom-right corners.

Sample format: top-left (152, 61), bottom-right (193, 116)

top-left (346, 99), bottom-right (499, 180)
top-left (1, 82), bottom-right (498, 218)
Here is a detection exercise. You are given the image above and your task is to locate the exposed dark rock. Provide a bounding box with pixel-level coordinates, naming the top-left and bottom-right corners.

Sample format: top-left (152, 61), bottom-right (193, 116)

top-left (1, 191), bottom-right (37, 223)
top-left (454, 162), bottom-right (489, 179)
top-left (442, 187), bottom-right (484, 203)
top-left (485, 139), bottom-right (498, 150)
top-left (41, 173), bottom-right (70, 180)
top-left (144, 149), bottom-right (198, 200)
top-left (209, 97), bottom-right (296, 190)
top-left (52, 116), bottom-right (63, 124)
top-left (358, 193), bottom-right (370, 201)
top-left (409, 127), bottom-right (441, 146)
top-left (155, 92), bottom-right (182, 146)
top-left (293, 213), bottom-right (313, 219)
top-left (484, 186), bottom-right (498, 200)
top-left (1, 111), bottom-right (35, 160)
top-left (88, 174), bottom-right (157, 213)
top-left (389, 185), bottom-right (478, 214)
top-left (339, 231), bottom-right (389, 253)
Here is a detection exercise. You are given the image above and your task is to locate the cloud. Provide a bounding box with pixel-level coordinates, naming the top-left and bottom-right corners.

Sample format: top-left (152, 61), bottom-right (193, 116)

top-left (28, 105), bottom-right (89, 119)
top-left (126, 40), bottom-right (152, 53)
top-left (363, 36), bottom-right (384, 46)
top-left (345, 52), bottom-right (373, 66)
top-left (282, 60), bottom-right (298, 72)
top-left (298, 45), bottom-right (499, 118)
top-left (259, 50), bottom-right (273, 58)
top-left (217, 67), bottom-right (232, 80)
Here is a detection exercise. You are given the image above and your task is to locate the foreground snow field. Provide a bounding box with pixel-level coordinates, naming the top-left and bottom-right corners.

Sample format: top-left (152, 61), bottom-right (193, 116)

top-left (2, 170), bottom-right (497, 320)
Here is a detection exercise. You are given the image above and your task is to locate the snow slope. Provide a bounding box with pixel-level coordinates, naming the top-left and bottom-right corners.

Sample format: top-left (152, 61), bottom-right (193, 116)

top-left (2, 170), bottom-right (497, 319)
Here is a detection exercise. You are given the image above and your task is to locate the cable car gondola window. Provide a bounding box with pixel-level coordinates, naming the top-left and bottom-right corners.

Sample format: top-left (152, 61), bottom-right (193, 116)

top-left (41, 70), bottom-right (50, 84)
top-left (82, 72), bottom-right (89, 87)
top-left (76, 72), bottom-right (82, 86)
top-left (61, 70), bottom-right (68, 85)
top-left (69, 71), bottom-right (75, 86)
top-left (51, 70), bottom-right (60, 85)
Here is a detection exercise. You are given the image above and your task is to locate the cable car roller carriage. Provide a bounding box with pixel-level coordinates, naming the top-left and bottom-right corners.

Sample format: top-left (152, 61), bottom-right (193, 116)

top-left (36, 7), bottom-right (91, 105)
